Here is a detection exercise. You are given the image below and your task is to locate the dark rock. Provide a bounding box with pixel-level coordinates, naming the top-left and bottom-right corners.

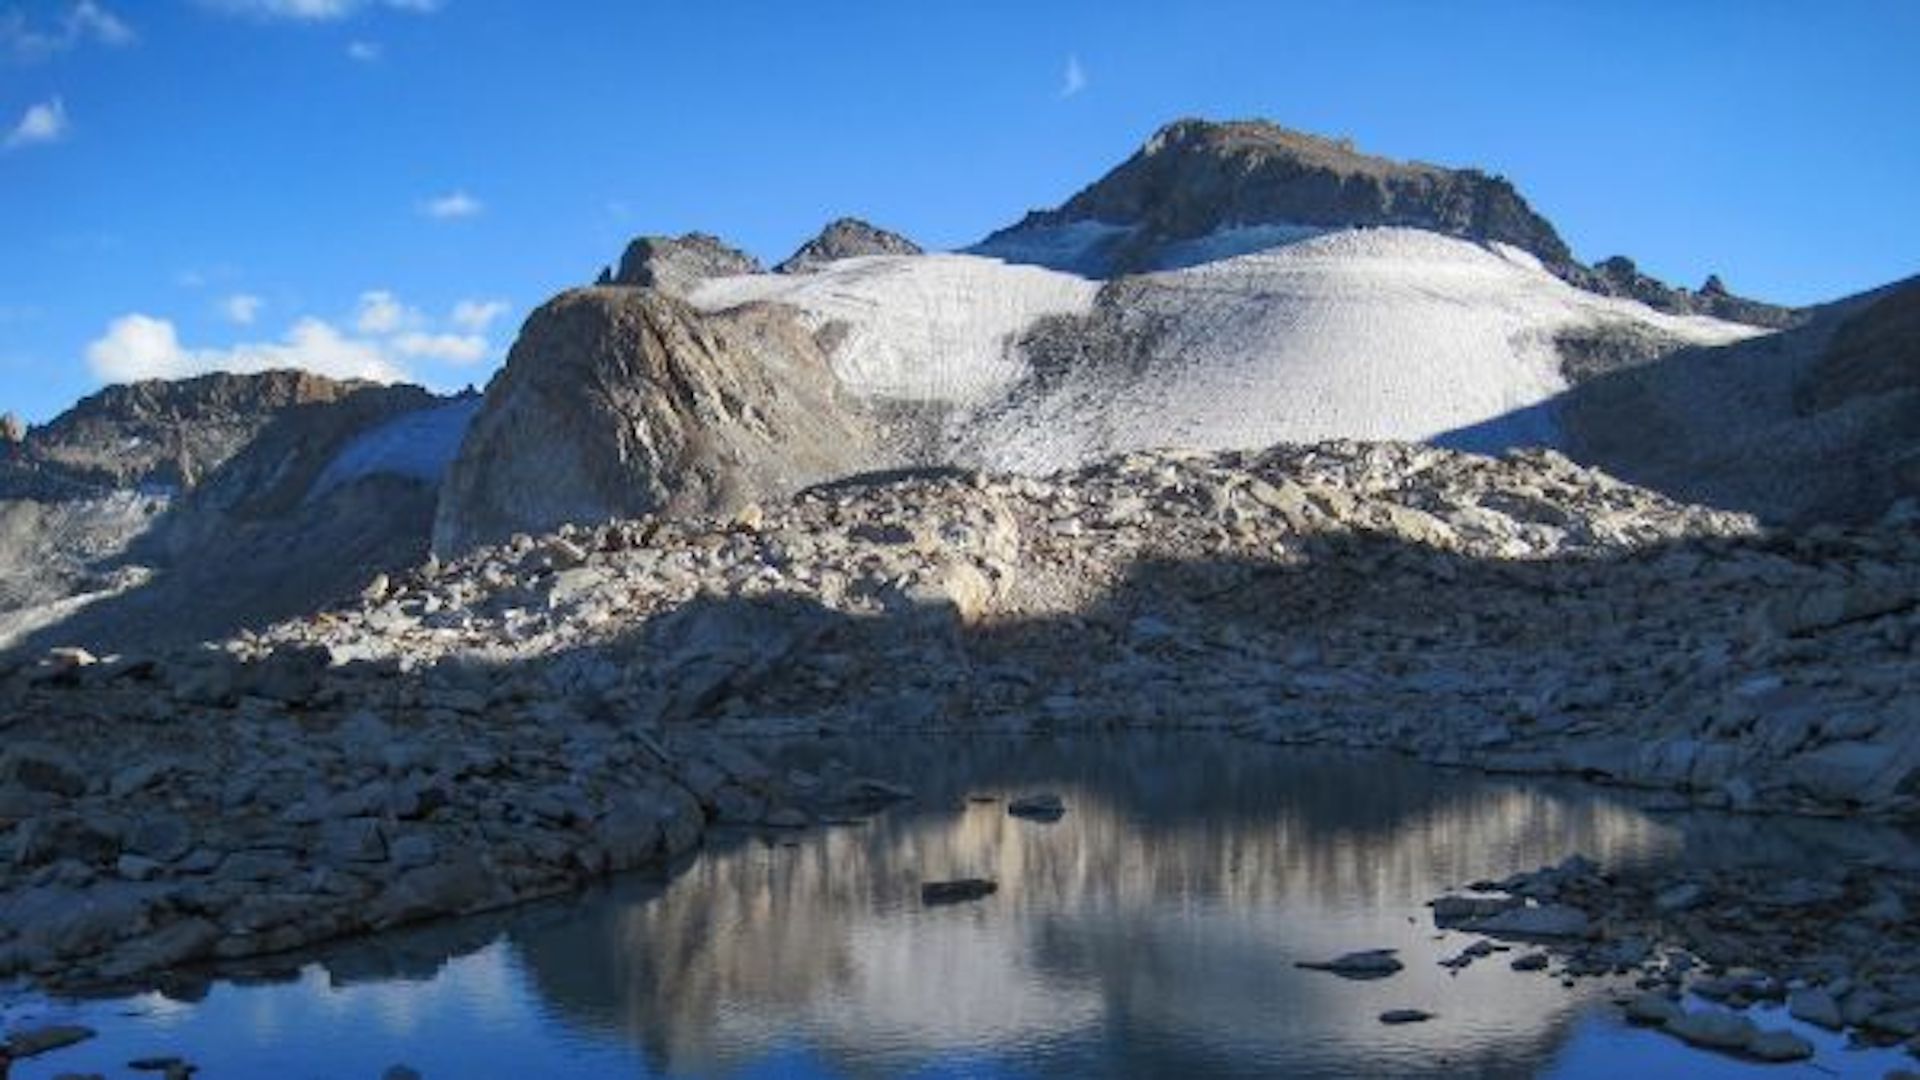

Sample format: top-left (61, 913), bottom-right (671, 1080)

top-left (4, 1024), bottom-right (95, 1058)
top-left (1510, 952), bottom-right (1550, 972)
top-left (1007, 792), bottom-right (1066, 821)
top-left (1296, 949), bottom-right (1403, 979)
top-left (1378, 1009), bottom-right (1435, 1025)
top-left (921, 878), bottom-right (998, 905)
top-left (0, 744), bottom-right (88, 798)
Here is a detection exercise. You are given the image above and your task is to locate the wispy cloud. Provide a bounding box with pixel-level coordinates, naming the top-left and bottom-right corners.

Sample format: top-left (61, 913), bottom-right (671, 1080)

top-left (345, 39), bottom-right (380, 61)
top-left (1060, 53), bottom-right (1087, 98)
top-left (353, 289), bottom-right (418, 334)
top-left (1, 1), bottom-right (134, 61)
top-left (392, 331), bottom-right (485, 364)
top-left (199, 0), bottom-right (441, 21)
top-left (449, 298), bottom-right (507, 333)
top-left (221, 293), bottom-right (264, 325)
top-left (5, 96), bottom-right (68, 150)
top-left (419, 190), bottom-right (482, 220)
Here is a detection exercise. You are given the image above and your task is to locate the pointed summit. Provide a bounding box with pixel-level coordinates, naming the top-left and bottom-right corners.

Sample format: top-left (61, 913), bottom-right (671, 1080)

top-left (775, 218), bottom-right (922, 274)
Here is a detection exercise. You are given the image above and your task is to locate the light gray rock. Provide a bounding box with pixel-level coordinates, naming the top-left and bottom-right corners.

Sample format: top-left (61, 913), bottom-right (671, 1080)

top-left (1469, 904), bottom-right (1591, 939)
top-left (432, 287), bottom-right (878, 555)
top-left (1788, 987), bottom-right (1843, 1029)
top-left (1663, 1008), bottom-right (1757, 1050)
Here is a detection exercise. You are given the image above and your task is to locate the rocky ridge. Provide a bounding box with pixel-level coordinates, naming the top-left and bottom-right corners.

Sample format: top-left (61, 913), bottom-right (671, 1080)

top-left (774, 217), bottom-right (922, 274)
top-left (4, 441), bottom-right (1917, 994)
top-left (981, 118), bottom-right (1798, 327)
top-left (601, 232), bottom-right (763, 296)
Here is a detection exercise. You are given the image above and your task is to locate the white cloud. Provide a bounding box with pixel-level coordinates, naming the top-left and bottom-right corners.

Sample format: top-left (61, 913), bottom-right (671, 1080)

top-left (5, 97), bottom-right (68, 150)
top-left (345, 39), bottom-right (380, 61)
top-left (353, 289), bottom-right (419, 334)
top-left (1060, 54), bottom-right (1087, 98)
top-left (448, 298), bottom-right (507, 333)
top-left (222, 293), bottom-right (264, 325)
top-left (199, 0), bottom-right (440, 21)
top-left (392, 331), bottom-right (486, 364)
top-left (419, 190), bottom-right (482, 220)
top-left (86, 314), bottom-right (407, 385)
top-left (1, 2), bottom-right (134, 60)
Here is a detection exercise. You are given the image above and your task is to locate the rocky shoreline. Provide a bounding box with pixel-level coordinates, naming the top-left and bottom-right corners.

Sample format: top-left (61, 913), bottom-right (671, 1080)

top-left (2, 441), bottom-right (1916, 1043)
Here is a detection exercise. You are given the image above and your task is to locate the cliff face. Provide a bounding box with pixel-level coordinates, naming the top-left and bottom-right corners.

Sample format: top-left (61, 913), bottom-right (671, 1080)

top-left (432, 287), bottom-right (878, 556)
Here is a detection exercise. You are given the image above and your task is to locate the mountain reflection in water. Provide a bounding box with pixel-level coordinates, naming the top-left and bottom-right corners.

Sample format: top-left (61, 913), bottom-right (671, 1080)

top-left (14, 737), bottom-right (1912, 1079)
top-left (510, 738), bottom-right (1677, 1078)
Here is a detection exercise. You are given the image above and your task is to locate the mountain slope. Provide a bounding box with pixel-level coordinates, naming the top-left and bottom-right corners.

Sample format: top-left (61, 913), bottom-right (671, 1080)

top-left (0, 371), bottom-right (473, 653)
top-left (977, 118), bottom-right (1798, 328)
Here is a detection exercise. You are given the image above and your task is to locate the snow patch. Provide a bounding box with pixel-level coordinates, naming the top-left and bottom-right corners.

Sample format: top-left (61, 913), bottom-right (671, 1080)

top-left (1150, 223), bottom-right (1327, 270)
top-left (964, 221), bottom-right (1134, 277)
top-left (689, 255), bottom-right (1099, 406)
top-left (308, 397), bottom-right (482, 502)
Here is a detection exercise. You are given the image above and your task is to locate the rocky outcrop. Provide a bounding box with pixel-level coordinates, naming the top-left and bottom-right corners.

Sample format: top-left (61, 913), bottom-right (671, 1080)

top-left (601, 233), bottom-right (761, 296)
top-left (986, 118), bottom-right (1574, 275)
top-left (0, 412), bottom-right (23, 444)
top-left (1572, 256), bottom-right (1799, 330)
top-left (3, 370), bottom-right (423, 495)
top-left (432, 287), bottom-right (878, 556)
top-left (775, 217), bottom-right (922, 273)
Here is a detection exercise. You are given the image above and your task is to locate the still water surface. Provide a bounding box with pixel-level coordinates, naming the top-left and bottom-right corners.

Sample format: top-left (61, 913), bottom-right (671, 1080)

top-left (5, 737), bottom-right (1912, 1078)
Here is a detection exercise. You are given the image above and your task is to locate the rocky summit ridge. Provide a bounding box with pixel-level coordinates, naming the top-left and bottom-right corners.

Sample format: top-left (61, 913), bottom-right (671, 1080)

top-left (982, 118), bottom-right (1798, 327)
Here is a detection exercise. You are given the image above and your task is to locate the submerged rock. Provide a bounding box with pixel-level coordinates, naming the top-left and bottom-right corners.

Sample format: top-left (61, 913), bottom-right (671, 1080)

top-left (1297, 949), bottom-right (1404, 979)
top-left (1007, 793), bottom-right (1066, 821)
top-left (921, 878), bottom-right (999, 905)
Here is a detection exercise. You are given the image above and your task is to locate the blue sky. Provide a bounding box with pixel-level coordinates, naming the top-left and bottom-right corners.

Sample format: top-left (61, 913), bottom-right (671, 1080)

top-left (2, 0), bottom-right (1916, 422)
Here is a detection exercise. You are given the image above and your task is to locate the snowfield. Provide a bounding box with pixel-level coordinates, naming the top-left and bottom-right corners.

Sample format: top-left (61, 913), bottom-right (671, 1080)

top-left (692, 226), bottom-right (1762, 473)
top-left (690, 255), bottom-right (1099, 406)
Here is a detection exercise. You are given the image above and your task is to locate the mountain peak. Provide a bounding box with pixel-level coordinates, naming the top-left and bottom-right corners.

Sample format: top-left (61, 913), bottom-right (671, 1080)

top-left (775, 217), bottom-right (922, 274)
top-left (986, 116), bottom-right (1574, 276)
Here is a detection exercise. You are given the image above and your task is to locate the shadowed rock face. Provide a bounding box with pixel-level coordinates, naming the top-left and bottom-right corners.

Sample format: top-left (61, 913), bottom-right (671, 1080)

top-left (990, 118), bottom-right (1573, 275)
top-left (1800, 279), bottom-right (1920, 412)
top-left (4, 370), bottom-right (428, 494)
top-left (432, 287), bottom-right (878, 556)
top-left (605, 233), bottom-right (762, 296)
top-left (775, 218), bottom-right (922, 274)
top-left (1535, 276), bottom-right (1920, 524)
